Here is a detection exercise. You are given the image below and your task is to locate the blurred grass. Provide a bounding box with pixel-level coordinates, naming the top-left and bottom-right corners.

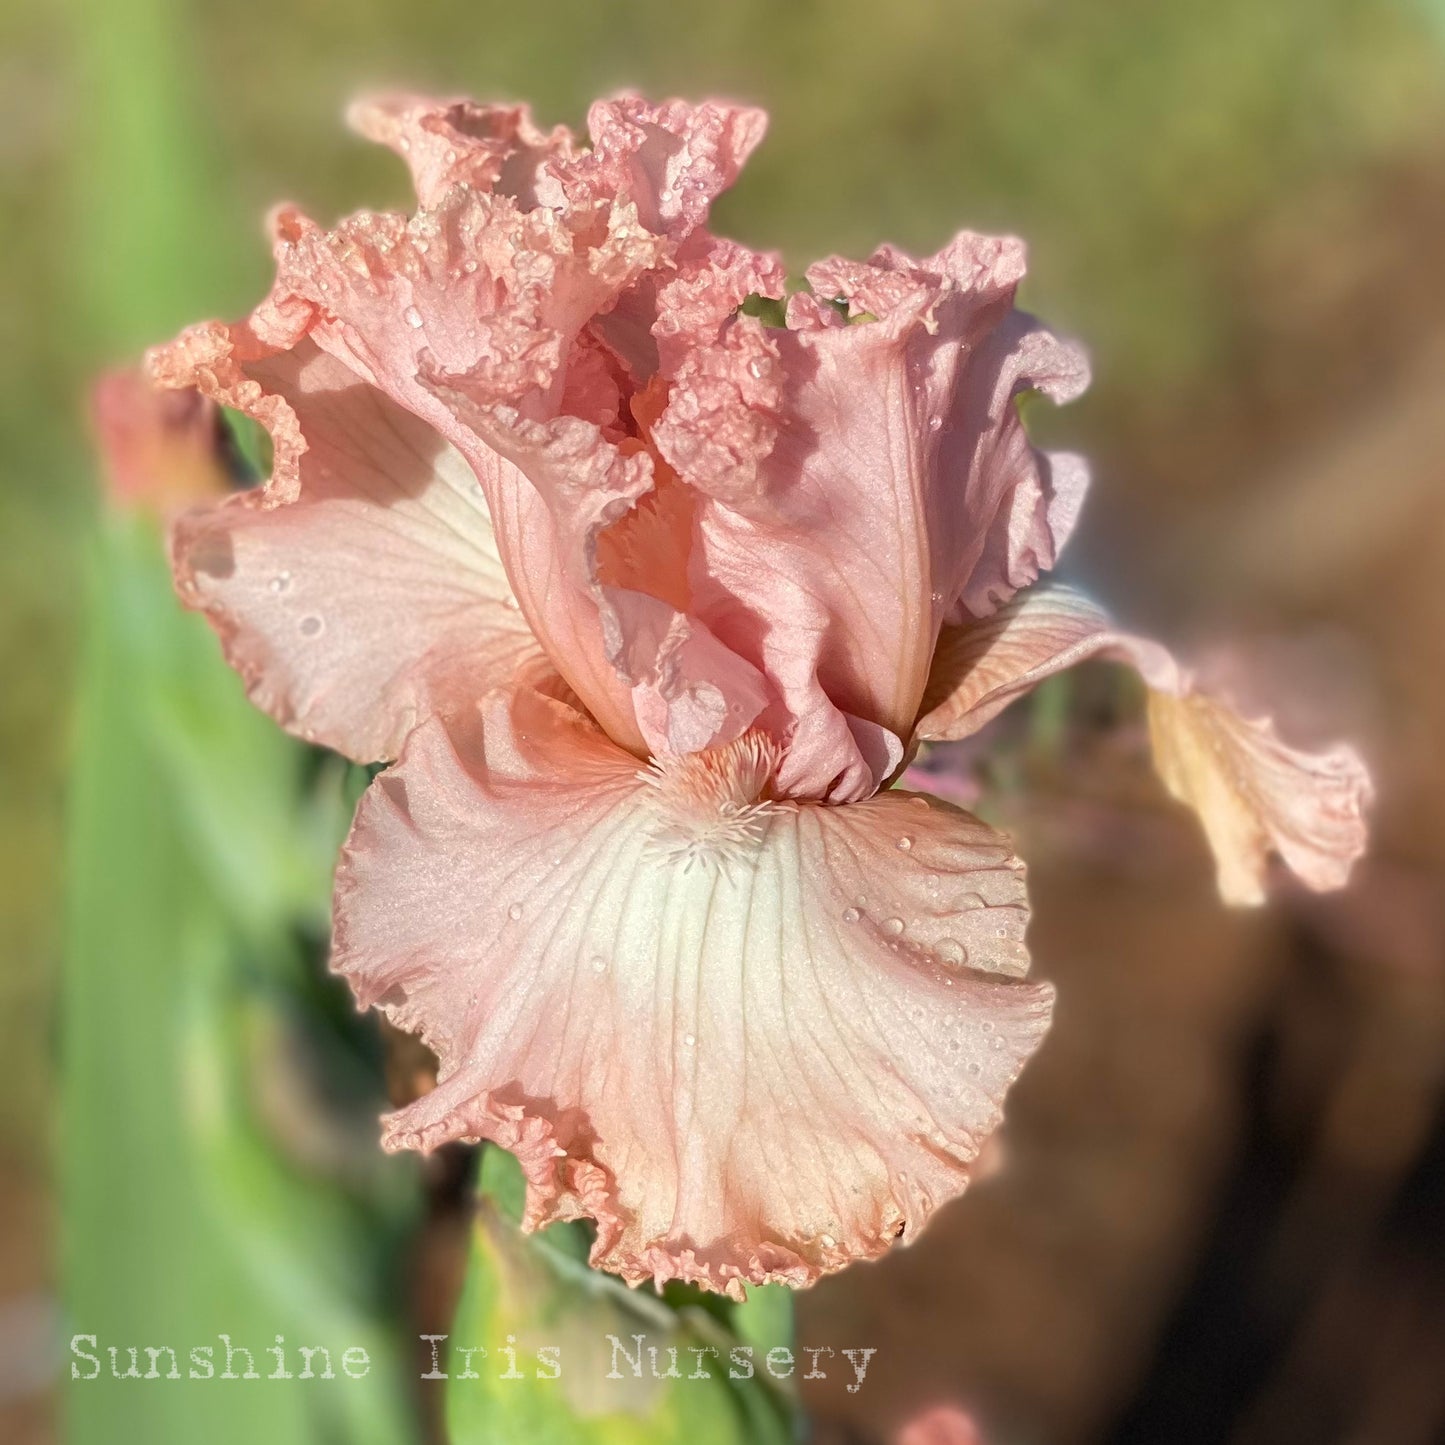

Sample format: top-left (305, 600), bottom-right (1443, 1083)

top-left (52, 0), bottom-right (423, 1439)
top-left (0, 0), bottom-right (1442, 1398)
top-left (64, 512), bottom-right (422, 1443)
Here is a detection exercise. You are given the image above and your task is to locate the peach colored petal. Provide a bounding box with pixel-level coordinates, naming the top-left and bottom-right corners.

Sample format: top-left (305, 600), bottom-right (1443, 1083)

top-left (90, 366), bottom-right (234, 514)
top-left (578, 94), bottom-right (769, 239)
top-left (916, 586), bottom-right (1373, 904)
top-left (347, 94), bottom-right (577, 208)
top-left (260, 175), bottom-right (774, 759)
top-left (657, 232), bottom-right (1087, 800)
top-left (646, 238), bottom-right (787, 503)
top-left (147, 327), bottom-right (542, 761)
top-left (333, 688), bottom-right (1051, 1297)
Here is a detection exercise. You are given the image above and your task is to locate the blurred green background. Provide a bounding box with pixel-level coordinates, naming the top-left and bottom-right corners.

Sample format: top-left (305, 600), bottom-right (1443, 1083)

top-left (4, 1), bottom-right (1445, 1442)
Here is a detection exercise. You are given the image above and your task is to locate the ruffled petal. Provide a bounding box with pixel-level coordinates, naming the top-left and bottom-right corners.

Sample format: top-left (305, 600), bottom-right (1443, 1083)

top-left (916, 587), bottom-right (1373, 905)
top-left (655, 232), bottom-right (1087, 800)
top-left (332, 688), bottom-right (1051, 1297)
top-left (347, 94), bottom-right (577, 209)
top-left (262, 171), bottom-right (770, 758)
top-left (147, 327), bottom-right (541, 761)
top-left (578, 95), bottom-right (768, 239)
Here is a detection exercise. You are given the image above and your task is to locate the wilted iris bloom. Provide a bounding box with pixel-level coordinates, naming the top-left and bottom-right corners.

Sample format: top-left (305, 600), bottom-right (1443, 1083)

top-left (146, 94), bottom-right (1370, 1297)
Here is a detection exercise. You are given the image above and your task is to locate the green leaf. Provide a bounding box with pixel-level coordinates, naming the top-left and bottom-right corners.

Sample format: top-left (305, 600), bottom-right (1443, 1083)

top-left (62, 516), bottom-right (422, 1445)
top-left (451, 1148), bottom-right (797, 1445)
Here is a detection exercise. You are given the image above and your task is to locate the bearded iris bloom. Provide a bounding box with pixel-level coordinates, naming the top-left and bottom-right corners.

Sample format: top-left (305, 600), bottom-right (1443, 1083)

top-left (146, 94), bottom-right (1370, 1298)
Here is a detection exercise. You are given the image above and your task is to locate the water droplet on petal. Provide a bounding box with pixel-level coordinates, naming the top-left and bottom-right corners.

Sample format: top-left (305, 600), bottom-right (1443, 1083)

top-left (683, 1033), bottom-right (696, 1047)
top-left (403, 305), bottom-right (424, 329)
top-left (747, 357), bottom-right (766, 380)
top-left (269, 571), bottom-right (291, 594)
top-left (883, 917), bottom-right (904, 936)
top-left (896, 835), bottom-right (913, 852)
top-left (299, 615), bottom-right (324, 638)
top-left (820, 1233), bottom-right (836, 1249)
top-left (967, 1061), bottom-right (982, 1076)
top-left (937, 938), bottom-right (967, 965)
top-left (842, 907), bottom-right (860, 924)
top-left (507, 902), bottom-right (522, 921)
top-left (590, 955), bottom-right (607, 974)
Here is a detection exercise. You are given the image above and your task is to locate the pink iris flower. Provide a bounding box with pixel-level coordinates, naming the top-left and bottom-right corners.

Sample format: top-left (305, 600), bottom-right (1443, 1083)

top-left (145, 94), bottom-right (1371, 1298)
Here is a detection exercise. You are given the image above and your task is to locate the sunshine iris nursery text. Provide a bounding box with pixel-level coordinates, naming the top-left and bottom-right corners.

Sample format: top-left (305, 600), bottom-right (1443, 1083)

top-left (70, 1333), bottom-right (876, 1392)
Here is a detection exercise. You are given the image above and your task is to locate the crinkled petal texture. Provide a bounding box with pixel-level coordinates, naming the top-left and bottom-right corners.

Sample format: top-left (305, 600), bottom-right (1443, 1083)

top-left (150, 90), bottom-right (1090, 801)
top-left (667, 235), bottom-right (1090, 801)
top-left (149, 329), bottom-right (542, 761)
top-left (917, 586), bottom-right (1373, 905)
top-left (333, 687), bottom-right (1052, 1297)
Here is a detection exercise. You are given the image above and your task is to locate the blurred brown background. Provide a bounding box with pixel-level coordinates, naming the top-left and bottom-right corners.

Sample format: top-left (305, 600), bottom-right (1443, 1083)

top-left (3, 1), bottom-right (1444, 1441)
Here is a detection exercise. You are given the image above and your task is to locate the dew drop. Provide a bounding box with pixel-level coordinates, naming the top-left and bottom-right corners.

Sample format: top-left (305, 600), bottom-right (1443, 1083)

top-left (883, 917), bottom-right (904, 936)
top-left (896, 835), bottom-right (913, 852)
top-left (507, 902), bottom-right (523, 921)
top-left (462, 258), bottom-right (479, 274)
top-left (909, 795), bottom-right (930, 809)
top-left (403, 305), bottom-right (424, 329)
top-left (937, 938), bottom-right (967, 966)
top-left (269, 571), bottom-right (292, 594)
top-left (928, 415), bottom-right (944, 433)
top-left (398, 136), bottom-right (412, 153)
top-left (590, 955), bottom-right (607, 973)
top-left (967, 1061), bottom-right (982, 1076)
top-left (819, 1233), bottom-right (836, 1249)
top-left (981, 1020), bottom-right (994, 1033)
top-left (842, 907), bottom-right (860, 924)
top-left (747, 357), bottom-right (766, 380)
top-left (683, 1033), bottom-right (696, 1047)
top-left (299, 615), bottom-right (324, 638)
